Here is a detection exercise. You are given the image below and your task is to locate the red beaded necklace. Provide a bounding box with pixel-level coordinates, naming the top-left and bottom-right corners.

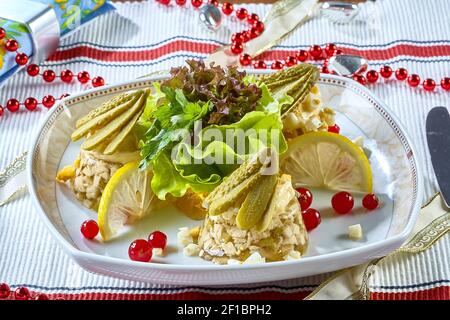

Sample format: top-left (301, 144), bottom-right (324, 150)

top-left (0, 27), bottom-right (105, 118)
top-left (161, 0), bottom-right (450, 92)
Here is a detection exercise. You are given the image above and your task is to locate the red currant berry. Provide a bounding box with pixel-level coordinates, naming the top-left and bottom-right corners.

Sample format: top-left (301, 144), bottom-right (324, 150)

top-left (60, 69), bottom-right (73, 83)
top-left (231, 32), bottom-right (245, 44)
top-left (80, 220), bottom-right (99, 239)
top-left (148, 231), bottom-right (167, 249)
top-left (0, 106), bottom-right (4, 118)
top-left (366, 70), bottom-right (379, 83)
top-left (128, 239), bottom-right (152, 262)
top-left (0, 28), bottom-right (5, 40)
top-left (353, 74), bottom-right (367, 86)
top-left (208, 0), bottom-right (218, 6)
top-left (309, 45), bottom-right (323, 60)
top-left (253, 60), bottom-right (266, 69)
top-left (15, 53), bottom-right (28, 65)
top-left (77, 71), bottom-right (90, 84)
top-left (395, 68), bottom-right (408, 81)
top-left (42, 95), bottom-right (55, 108)
top-left (247, 13), bottom-right (259, 24)
top-left (328, 123), bottom-right (340, 134)
top-left (236, 8), bottom-right (248, 20)
top-left (285, 55), bottom-right (298, 67)
top-left (296, 50), bottom-right (308, 62)
top-left (380, 66), bottom-right (393, 78)
top-left (176, 0), bottom-right (186, 4)
top-left (158, 0), bottom-right (170, 5)
top-left (92, 76), bottom-right (105, 87)
top-left (5, 39), bottom-right (19, 52)
top-left (0, 283), bottom-right (10, 298)
top-left (42, 70), bottom-right (56, 82)
top-left (252, 21), bottom-right (264, 34)
top-left (362, 193), bottom-right (379, 210)
top-left (24, 97), bottom-right (38, 111)
top-left (271, 60), bottom-right (284, 70)
top-left (423, 78), bottom-right (436, 91)
top-left (296, 187), bottom-right (313, 211)
top-left (222, 2), bottom-right (234, 15)
top-left (331, 191), bottom-right (354, 215)
top-left (324, 43), bottom-right (337, 57)
top-left (407, 74), bottom-right (420, 87)
top-left (191, 0), bottom-right (202, 7)
top-left (35, 293), bottom-right (49, 300)
top-left (230, 42), bottom-right (243, 55)
top-left (239, 53), bottom-right (252, 66)
top-left (14, 287), bottom-right (30, 300)
top-left (27, 64), bottom-right (40, 77)
top-left (302, 208), bottom-right (321, 231)
top-left (6, 99), bottom-right (20, 112)
top-left (441, 77), bottom-right (450, 91)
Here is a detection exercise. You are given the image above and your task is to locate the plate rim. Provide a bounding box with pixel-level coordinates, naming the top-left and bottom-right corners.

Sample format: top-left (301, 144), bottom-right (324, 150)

top-left (27, 72), bottom-right (423, 275)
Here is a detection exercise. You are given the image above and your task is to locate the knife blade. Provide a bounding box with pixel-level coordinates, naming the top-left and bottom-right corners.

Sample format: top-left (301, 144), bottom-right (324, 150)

top-left (426, 106), bottom-right (450, 208)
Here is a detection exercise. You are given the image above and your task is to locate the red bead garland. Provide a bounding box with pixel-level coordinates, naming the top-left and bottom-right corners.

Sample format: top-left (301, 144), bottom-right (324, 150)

top-left (24, 97), bottom-right (38, 111)
top-left (6, 99), bottom-right (20, 112)
top-left (5, 39), bottom-right (18, 52)
top-left (236, 8), bottom-right (248, 20)
top-left (175, 0), bottom-right (186, 5)
top-left (239, 53), bottom-right (252, 66)
top-left (77, 71), bottom-right (90, 84)
top-left (26, 64), bottom-right (40, 76)
top-left (423, 78), bottom-right (436, 91)
top-left (407, 74), bottom-right (421, 87)
top-left (271, 60), bottom-right (284, 70)
top-left (442, 77), bottom-right (450, 91)
top-left (395, 68), bottom-right (408, 81)
top-left (0, 282), bottom-right (61, 300)
top-left (221, 2), bottom-right (233, 15)
top-left (191, 0), bottom-right (202, 8)
top-left (42, 95), bottom-right (56, 108)
top-left (296, 50), bottom-right (309, 62)
top-left (60, 69), bottom-right (74, 83)
top-left (366, 70), bottom-right (379, 83)
top-left (42, 70), bottom-right (56, 83)
top-left (15, 53), bottom-right (28, 65)
top-left (380, 66), bottom-right (393, 78)
top-left (285, 55), bottom-right (298, 67)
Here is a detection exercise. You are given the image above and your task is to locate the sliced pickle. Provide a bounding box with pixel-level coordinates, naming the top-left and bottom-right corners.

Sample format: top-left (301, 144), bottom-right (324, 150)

top-left (259, 63), bottom-right (319, 117)
top-left (75, 92), bottom-right (136, 128)
top-left (256, 174), bottom-right (293, 232)
top-left (235, 174), bottom-right (277, 230)
top-left (71, 91), bottom-right (143, 141)
top-left (103, 109), bottom-right (143, 155)
top-left (81, 91), bottom-right (148, 150)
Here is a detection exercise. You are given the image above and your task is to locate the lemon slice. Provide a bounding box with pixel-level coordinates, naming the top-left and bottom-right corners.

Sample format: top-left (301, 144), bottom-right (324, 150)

top-left (98, 161), bottom-right (159, 241)
top-left (280, 132), bottom-right (372, 193)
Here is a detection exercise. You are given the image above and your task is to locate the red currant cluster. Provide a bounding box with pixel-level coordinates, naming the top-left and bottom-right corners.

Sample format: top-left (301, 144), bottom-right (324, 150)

top-left (297, 187), bottom-right (380, 232)
top-left (80, 219), bottom-right (168, 263)
top-left (0, 283), bottom-right (54, 300)
top-left (0, 27), bottom-right (105, 119)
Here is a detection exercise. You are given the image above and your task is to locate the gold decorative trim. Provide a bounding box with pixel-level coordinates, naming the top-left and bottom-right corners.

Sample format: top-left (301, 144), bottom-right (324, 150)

top-left (0, 151), bottom-right (28, 188)
top-left (0, 184), bottom-right (28, 207)
top-left (303, 268), bottom-right (350, 300)
top-left (397, 213), bottom-right (449, 253)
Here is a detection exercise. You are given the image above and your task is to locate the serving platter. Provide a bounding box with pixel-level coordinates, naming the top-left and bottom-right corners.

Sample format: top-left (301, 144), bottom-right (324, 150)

top-left (28, 71), bottom-right (422, 285)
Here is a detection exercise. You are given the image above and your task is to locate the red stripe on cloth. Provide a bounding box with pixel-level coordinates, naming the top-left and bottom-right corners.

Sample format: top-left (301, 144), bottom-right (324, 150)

top-left (47, 40), bottom-right (218, 62)
top-left (47, 41), bottom-right (450, 63)
top-left (258, 44), bottom-right (450, 61)
top-left (24, 290), bottom-right (312, 300)
top-left (371, 286), bottom-right (450, 300)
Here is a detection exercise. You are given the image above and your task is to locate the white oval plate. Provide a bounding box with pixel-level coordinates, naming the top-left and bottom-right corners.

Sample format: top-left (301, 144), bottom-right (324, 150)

top-left (28, 71), bottom-right (422, 285)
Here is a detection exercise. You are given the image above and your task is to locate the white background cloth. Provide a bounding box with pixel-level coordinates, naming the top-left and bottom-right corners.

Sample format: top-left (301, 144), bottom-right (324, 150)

top-left (0, 0), bottom-right (448, 297)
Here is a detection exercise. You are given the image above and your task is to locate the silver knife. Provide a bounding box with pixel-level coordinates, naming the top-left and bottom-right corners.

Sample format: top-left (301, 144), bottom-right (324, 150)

top-left (426, 106), bottom-right (450, 208)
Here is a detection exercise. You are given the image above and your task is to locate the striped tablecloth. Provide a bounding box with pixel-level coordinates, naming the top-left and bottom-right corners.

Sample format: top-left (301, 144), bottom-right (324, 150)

top-left (0, 0), bottom-right (449, 300)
